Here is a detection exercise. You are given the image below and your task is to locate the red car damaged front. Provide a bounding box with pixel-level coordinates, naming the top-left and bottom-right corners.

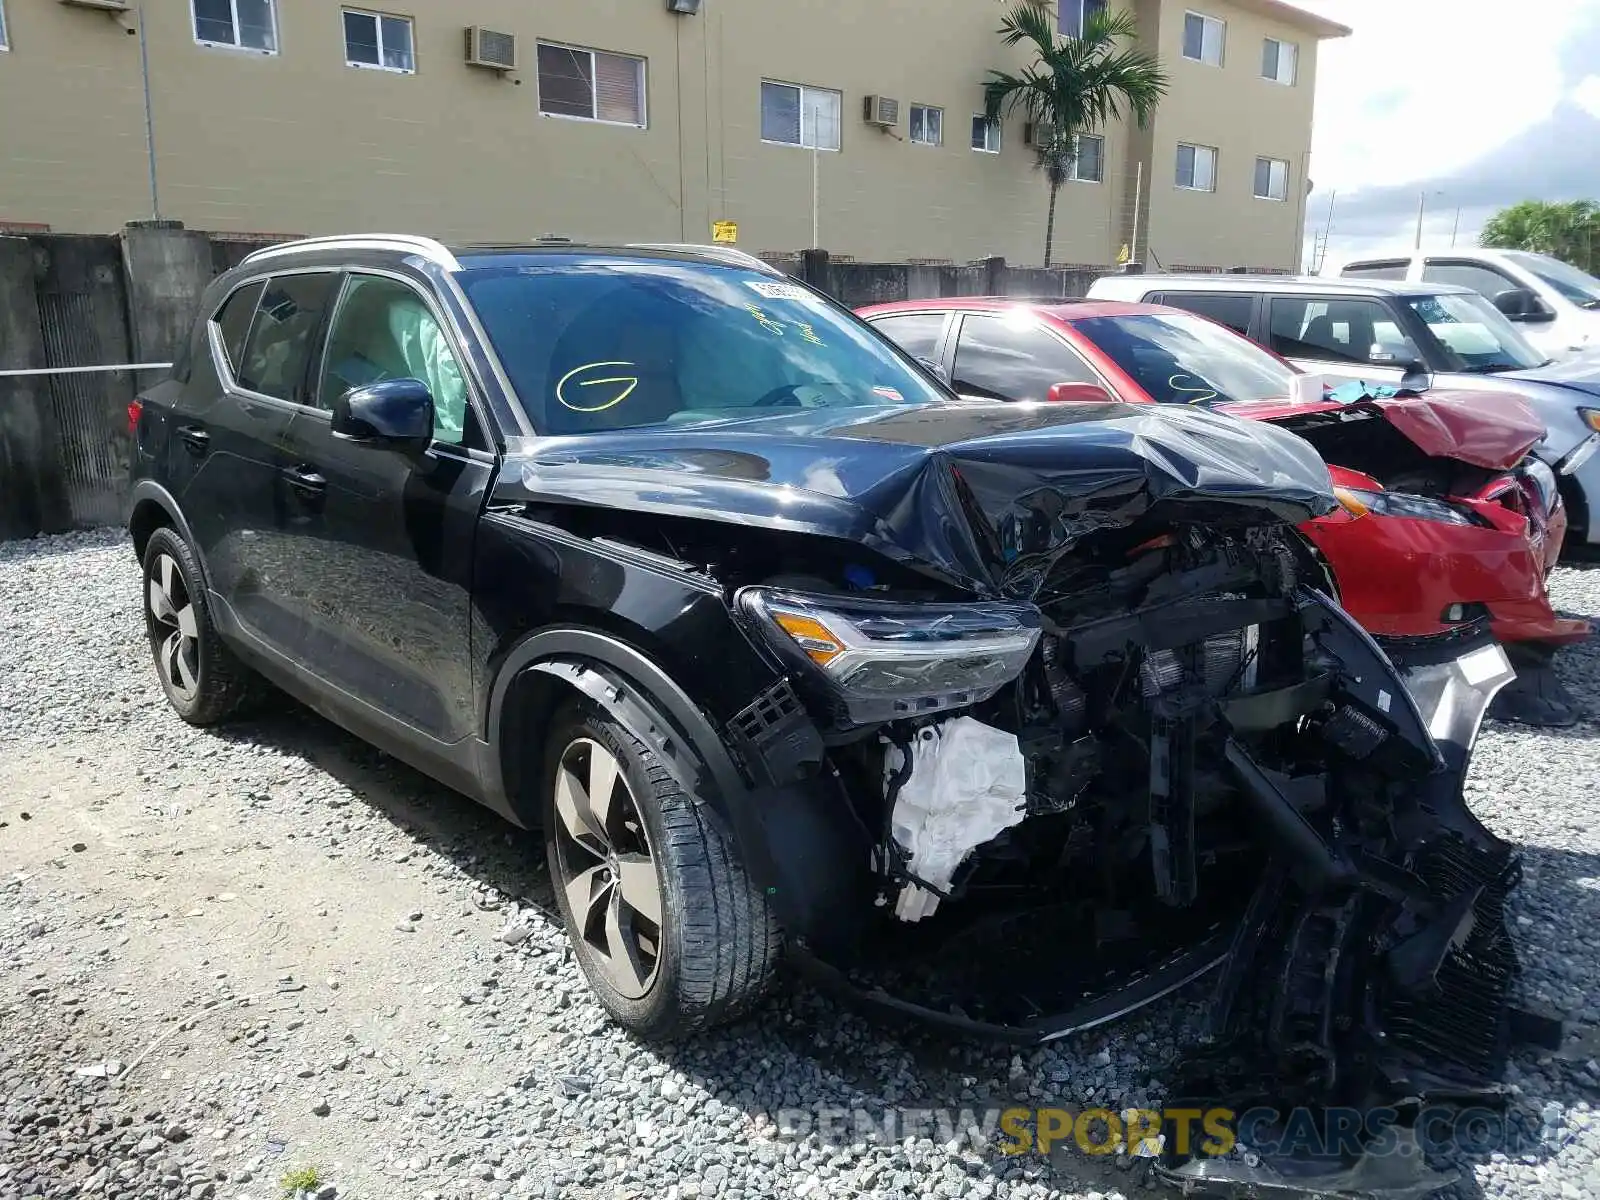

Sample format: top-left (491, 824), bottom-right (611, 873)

top-left (1218, 388), bottom-right (1587, 647)
top-left (857, 298), bottom-right (1588, 723)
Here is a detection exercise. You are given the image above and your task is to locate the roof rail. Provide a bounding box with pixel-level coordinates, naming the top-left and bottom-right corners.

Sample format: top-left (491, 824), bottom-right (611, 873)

top-left (240, 234), bottom-right (460, 271)
top-left (625, 242), bottom-right (779, 274)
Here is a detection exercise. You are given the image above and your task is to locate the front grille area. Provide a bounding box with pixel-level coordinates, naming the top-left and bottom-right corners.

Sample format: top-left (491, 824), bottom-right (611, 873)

top-left (1382, 835), bottom-right (1520, 1081)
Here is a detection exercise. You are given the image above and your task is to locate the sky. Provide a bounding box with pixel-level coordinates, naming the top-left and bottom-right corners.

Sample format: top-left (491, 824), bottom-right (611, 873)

top-left (1294, 0), bottom-right (1600, 270)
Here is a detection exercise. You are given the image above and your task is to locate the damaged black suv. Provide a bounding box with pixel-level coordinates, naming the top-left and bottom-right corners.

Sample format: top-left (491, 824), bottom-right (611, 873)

top-left (130, 238), bottom-right (1534, 1184)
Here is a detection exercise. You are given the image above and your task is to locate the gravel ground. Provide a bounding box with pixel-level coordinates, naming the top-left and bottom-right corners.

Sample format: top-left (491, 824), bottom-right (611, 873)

top-left (2, 527), bottom-right (1599, 1200)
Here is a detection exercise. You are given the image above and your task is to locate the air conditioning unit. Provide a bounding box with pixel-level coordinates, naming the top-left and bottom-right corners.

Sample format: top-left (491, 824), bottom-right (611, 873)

top-left (863, 96), bottom-right (900, 129)
top-left (1024, 121), bottom-right (1058, 148)
top-left (465, 26), bottom-right (517, 72)
top-left (59, 0), bottom-right (131, 11)
top-left (666, 0), bottom-right (703, 12)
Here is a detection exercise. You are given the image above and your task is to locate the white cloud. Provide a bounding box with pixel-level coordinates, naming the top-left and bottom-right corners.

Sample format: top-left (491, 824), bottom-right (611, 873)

top-left (1296, 0), bottom-right (1593, 193)
top-left (1573, 75), bottom-right (1600, 120)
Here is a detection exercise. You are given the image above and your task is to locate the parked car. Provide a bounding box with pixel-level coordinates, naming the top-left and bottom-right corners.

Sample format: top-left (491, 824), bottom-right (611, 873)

top-left (1334, 247), bottom-right (1600, 361)
top-left (1084, 273), bottom-right (1600, 551)
top-left (129, 238), bottom-right (1528, 1190)
top-left (857, 297), bottom-right (1586, 662)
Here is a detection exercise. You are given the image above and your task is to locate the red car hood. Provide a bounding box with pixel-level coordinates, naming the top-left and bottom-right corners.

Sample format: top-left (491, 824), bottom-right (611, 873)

top-left (1218, 390), bottom-right (1544, 471)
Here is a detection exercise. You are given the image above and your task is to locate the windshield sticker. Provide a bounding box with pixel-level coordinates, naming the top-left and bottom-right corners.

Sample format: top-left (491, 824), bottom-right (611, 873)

top-left (1167, 373), bottom-right (1219, 405)
top-left (745, 281), bottom-right (817, 302)
top-left (872, 386), bottom-right (903, 403)
top-left (746, 304), bottom-right (790, 337)
top-left (556, 361), bottom-right (639, 413)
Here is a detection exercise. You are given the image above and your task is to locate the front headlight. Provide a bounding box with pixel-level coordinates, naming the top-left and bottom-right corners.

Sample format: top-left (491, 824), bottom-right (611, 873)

top-left (1333, 487), bottom-right (1481, 526)
top-left (1520, 457), bottom-right (1559, 516)
top-left (1580, 407), bottom-right (1600, 434)
top-left (736, 587), bottom-right (1041, 726)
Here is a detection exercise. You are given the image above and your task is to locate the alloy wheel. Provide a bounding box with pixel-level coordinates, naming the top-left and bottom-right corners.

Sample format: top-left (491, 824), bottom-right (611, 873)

top-left (147, 553), bottom-right (200, 702)
top-left (551, 737), bottom-right (665, 999)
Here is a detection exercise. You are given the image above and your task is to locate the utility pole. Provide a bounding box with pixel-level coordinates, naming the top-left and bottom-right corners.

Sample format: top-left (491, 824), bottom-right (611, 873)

top-left (810, 100), bottom-right (821, 250)
top-left (1451, 207), bottom-right (1462, 248)
top-left (1413, 191), bottom-right (1426, 251)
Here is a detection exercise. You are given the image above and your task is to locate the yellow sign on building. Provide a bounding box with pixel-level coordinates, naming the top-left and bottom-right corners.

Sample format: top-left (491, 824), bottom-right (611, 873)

top-left (712, 220), bottom-right (739, 244)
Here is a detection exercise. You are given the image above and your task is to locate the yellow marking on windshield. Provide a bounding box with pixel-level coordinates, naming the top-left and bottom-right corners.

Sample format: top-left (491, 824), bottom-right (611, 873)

top-left (556, 361), bottom-right (639, 413)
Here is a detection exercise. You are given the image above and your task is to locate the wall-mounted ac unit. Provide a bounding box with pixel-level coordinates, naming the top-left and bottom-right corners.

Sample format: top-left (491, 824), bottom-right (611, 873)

top-left (863, 96), bottom-right (900, 129)
top-left (465, 26), bottom-right (517, 72)
top-left (666, 0), bottom-right (703, 12)
top-left (59, 0), bottom-right (131, 11)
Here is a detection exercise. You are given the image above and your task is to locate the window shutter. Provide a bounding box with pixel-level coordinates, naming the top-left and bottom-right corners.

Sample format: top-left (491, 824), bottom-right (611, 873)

top-left (539, 44), bottom-right (596, 118)
top-left (594, 52), bottom-right (643, 124)
top-left (762, 82), bottom-right (802, 144)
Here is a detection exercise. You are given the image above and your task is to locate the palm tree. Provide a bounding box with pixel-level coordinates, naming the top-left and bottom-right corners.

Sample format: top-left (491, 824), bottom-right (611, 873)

top-left (984, 2), bottom-right (1168, 267)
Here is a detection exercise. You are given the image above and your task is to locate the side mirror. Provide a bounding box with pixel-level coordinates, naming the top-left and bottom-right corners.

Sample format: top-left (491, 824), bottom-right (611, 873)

top-left (915, 356), bottom-right (951, 384)
top-left (332, 378), bottom-right (435, 450)
top-left (1492, 287), bottom-right (1552, 323)
top-left (1398, 359), bottom-right (1434, 393)
top-left (1047, 381), bottom-right (1113, 404)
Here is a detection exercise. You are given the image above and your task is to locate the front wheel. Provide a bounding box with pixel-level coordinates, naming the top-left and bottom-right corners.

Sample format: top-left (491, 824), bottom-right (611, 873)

top-left (543, 703), bottom-right (779, 1039)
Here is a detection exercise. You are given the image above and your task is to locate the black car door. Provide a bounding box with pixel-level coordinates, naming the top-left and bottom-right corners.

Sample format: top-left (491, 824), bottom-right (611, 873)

top-left (273, 271), bottom-right (494, 752)
top-left (172, 270), bottom-right (340, 655)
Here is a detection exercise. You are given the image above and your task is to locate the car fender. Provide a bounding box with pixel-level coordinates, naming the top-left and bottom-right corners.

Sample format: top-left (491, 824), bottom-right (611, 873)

top-left (127, 481), bottom-right (208, 587)
top-left (484, 629), bottom-right (866, 946)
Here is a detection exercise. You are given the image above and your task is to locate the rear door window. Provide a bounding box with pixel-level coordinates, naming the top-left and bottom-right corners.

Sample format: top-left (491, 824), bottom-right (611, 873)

top-left (236, 272), bottom-right (341, 403)
top-left (951, 315), bottom-right (1099, 402)
top-left (1267, 296), bottom-right (1414, 365)
top-left (213, 280), bottom-right (266, 375)
top-left (1150, 291), bottom-right (1256, 335)
top-left (868, 312), bottom-right (948, 363)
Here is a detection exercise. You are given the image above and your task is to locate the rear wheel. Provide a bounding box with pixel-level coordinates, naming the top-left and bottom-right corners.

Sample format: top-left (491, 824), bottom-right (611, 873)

top-left (141, 527), bottom-right (258, 725)
top-left (543, 703), bottom-right (779, 1038)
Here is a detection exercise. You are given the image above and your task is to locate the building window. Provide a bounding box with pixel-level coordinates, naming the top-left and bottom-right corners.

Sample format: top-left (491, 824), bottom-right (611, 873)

top-left (971, 115), bottom-right (1002, 154)
top-left (1181, 11), bottom-right (1225, 65)
top-left (538, 43), bottom-right (648, 127)
top-left (343, 10), bottom-right (415, 73)
top-left (761, 81), bottom-right (841, 150)
top-left (1262, 38), bottom-right (1297, 84)
top-left (1176, 142), bottom-right (1217, 191)
top-left (1253, 156), bottom-right (1289, 201)
top-left (1068, 133), bottom-right (1105, 182)
top-left (1058, 0), bottom-right (1107, 36)
top-left (0, 1), bottom-right (9, 51)
top-left (909, 105), bottom-right (943, 147)
top-left (192, 0), bottom-right (278, 54)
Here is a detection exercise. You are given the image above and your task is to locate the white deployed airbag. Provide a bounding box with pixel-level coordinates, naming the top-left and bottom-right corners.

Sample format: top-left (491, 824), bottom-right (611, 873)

top-left (883, 716), bottom-right (1028, 922)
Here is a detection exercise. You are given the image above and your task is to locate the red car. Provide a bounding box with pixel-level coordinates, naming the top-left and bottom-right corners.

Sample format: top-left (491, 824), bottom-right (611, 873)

top-left (858, 297), bottom-right (1587, 652)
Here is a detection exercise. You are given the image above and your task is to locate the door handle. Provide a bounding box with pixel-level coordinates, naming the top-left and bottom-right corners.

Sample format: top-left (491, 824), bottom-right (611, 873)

top-left (282, 465), bottom-right (327, 498)
top-left (177, 425), bottom-right (210, 454)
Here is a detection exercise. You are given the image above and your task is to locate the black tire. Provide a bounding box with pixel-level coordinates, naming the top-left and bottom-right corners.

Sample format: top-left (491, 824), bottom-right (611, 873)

top-left (543, 702), bottom-right (780, 1039)
top-left (141, 526), bottom-right (259, 726)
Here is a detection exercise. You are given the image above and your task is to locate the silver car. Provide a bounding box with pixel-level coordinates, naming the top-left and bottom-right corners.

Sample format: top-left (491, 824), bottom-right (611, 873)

top-left (1086, 273), bottom-right (1600, 548)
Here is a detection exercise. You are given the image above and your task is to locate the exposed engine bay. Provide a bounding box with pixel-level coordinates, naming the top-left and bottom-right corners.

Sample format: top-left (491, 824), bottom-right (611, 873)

top-left (737, 520), bottom-right (1545, 1197)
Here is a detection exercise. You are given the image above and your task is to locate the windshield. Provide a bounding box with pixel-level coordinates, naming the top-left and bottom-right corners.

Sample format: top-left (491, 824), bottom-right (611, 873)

top-left (1070, 312), bottom-right (1297, 404)
top-left (1503, 250), bottom-right (1600, 309)
top-left (460, 259), bottom-right (947, 434)
top-left (1405, 292), bottom-right (1546, 373)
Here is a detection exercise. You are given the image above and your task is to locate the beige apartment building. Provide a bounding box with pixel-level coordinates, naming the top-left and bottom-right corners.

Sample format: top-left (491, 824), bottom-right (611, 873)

top-left (0, 0), bottom-right (1347, 269)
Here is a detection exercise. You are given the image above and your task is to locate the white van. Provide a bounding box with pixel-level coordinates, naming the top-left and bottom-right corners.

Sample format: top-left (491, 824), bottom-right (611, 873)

top-left (1333, 248), bottom-right (1600, 361)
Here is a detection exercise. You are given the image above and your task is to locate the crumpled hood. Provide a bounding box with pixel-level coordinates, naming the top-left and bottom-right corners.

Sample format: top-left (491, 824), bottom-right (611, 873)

top-left (1220, 389), bottom-right (1544, 471)
top-left (495, 400), bottom-right (1336, 599)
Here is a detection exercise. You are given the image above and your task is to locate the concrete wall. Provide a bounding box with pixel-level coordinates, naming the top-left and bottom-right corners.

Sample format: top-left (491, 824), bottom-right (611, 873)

top-left (0, 226), bottom-right (279, 539)
top-left (0, 0), bottom-right (1343, 270)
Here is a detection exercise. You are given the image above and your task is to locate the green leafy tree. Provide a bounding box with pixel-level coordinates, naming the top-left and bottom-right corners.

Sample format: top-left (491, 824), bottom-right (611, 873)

top-left (1480, 199), bottom-right (1600, 274)
top-left (984, 2), bottom-right (1167, 266)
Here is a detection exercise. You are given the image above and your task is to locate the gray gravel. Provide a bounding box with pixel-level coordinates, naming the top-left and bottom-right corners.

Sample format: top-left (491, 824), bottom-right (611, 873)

top-left (1, 527), bottom-right (1598, 1200)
